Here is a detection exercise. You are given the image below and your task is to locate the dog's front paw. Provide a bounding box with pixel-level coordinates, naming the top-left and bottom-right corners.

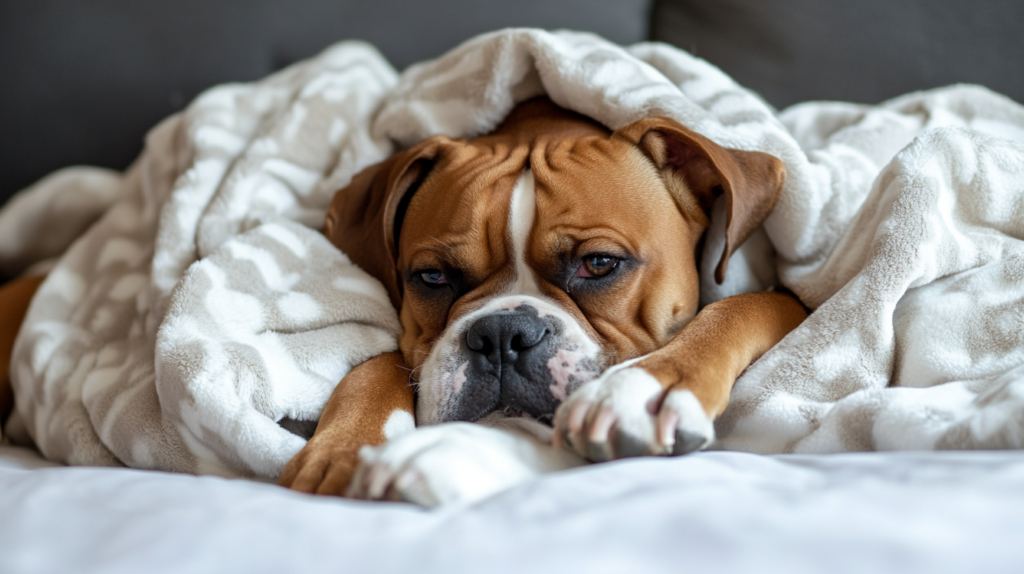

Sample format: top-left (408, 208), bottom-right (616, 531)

top-left (553, 367), bottom-right (714, 462)
top-left (345, 423), bottom-right (540, 507)
top-left (278, 437), bottom-right (361, 496)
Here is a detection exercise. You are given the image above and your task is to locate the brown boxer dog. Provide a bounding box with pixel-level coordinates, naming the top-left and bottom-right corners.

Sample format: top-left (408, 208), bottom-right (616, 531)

top-left (278, 97), bottom-right (806, 506)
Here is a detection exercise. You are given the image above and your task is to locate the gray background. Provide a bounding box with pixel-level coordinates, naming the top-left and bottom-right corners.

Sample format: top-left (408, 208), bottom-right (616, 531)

top-left (0, 0), bottom-right (650, 203)
top-left (3, 0), bottom-right (1022, 205)
top-left (651, 0), bottom-right (1024, 109)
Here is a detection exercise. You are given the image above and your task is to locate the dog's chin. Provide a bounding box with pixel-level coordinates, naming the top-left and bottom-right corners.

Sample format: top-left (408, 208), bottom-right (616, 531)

top-left (414, 372), bottom-right (561, 426)
top-left (414, 348), bottom-right (607, 426)
top-left (415, 354), bottom-right (609, 425)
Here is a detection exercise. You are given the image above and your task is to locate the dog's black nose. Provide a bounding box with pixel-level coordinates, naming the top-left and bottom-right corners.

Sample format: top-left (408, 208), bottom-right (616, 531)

top-left (466, 311), bottom-right (550, 359)
top-left (453, 305), bottom-right (560, 422)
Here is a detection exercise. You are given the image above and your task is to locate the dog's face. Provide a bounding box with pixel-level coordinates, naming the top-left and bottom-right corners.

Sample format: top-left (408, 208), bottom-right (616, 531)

top-left (398, 136), bottom-right (706, 424)
top-left (326, 98), bottom-right (784, 425)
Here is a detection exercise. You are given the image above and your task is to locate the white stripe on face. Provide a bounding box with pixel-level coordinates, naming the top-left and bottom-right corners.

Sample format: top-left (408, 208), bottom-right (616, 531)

top-left (508, 169), bottom-right (540, 296)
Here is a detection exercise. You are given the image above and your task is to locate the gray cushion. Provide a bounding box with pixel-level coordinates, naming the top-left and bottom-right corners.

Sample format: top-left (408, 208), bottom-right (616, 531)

top-left (0, 0), bottom-right (651, 203)
top-left (651, 0), bottom-right (1024, 110)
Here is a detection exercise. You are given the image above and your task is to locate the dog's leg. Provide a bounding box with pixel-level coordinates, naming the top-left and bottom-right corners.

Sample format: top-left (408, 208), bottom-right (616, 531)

top-left (555, 291), bottom-right (806, 461)
top-left (0, 275), bottom-right (45, 438)
top-left (278, 351), bottom-right (415, 495)
top-left (346, 414), bottom-right (586, 507)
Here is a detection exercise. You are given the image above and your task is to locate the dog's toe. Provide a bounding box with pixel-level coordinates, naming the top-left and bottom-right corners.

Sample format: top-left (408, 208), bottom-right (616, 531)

top-left (279, 439), bottom-right (360, 496)
top-left (660, 389), bottom-right (714, 455)
top-left (611, 426), bottom-right (651, 458)
top-left (672, 429), bottom-right (709, 456)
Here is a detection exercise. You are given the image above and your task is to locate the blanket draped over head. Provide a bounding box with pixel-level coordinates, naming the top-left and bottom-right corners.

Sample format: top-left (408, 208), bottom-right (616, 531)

top-left (3, 29), bottom-right (1024, 478)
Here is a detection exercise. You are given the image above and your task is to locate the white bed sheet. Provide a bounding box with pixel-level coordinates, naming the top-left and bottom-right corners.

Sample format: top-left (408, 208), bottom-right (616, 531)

top-left (3, 445), bottom-right (1024, 573)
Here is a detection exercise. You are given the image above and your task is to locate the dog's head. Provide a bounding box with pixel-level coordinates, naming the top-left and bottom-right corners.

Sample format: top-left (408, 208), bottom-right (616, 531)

top-left (326, 98), bottom-right (784, 425)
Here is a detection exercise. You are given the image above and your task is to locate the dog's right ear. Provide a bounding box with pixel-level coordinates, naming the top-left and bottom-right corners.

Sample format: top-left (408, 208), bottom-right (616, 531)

top-left (324, 136), bottom-right (453, 309)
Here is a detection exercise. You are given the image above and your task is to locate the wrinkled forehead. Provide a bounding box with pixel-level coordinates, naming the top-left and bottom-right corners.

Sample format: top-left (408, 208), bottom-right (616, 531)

top-left (529, 139), bottom-right (673, 236)
top-left (396, 135), bottom-right (673, 265)
top-left (397, 149), bottom-right (523, 268)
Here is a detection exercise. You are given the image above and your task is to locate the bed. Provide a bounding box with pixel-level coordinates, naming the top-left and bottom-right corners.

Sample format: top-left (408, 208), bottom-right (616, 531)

top-left (5, 444), bottom-right (1024, 572)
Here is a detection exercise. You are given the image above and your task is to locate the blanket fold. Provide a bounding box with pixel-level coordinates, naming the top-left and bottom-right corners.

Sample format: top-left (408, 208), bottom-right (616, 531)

top-left (4, 29), bottom-right (1024, 477)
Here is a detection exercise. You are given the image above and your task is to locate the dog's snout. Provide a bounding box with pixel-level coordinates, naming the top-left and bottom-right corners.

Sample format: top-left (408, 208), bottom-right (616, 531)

top-left (451, 305), bottom-right (563, 422)
top-left (466, 312), bottom-right (550, 358)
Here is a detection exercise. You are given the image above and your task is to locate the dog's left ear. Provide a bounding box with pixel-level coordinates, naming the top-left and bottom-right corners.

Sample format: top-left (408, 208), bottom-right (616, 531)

top-left (324, 135), bottom-right (453, 308)
top-left (615, 118), bottom-right (785, 284)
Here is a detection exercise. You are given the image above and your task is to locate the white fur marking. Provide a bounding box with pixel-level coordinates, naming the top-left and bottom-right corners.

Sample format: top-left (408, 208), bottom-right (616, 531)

top-left (508, 169), bottom-right (540, 295)
top-left (382, 409), bottom-right (415, 440)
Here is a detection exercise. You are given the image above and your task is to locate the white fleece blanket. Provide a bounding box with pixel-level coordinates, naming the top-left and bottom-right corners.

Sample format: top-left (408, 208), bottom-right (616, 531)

top-left (3, 29), bottom-right (1024, 478)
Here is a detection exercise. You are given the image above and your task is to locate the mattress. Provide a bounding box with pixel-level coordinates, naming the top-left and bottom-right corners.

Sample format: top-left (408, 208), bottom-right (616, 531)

top-left (3, 444), bottom-right (1023, 573)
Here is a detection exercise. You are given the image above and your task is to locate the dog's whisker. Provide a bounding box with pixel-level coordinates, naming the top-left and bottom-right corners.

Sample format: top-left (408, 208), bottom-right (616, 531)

top-left (425, 234), bottom-right (457, 250)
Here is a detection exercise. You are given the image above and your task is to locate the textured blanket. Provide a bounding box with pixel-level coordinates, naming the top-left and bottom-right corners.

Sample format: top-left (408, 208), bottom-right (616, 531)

top-left (4, 29), bottom-right (1024, 478)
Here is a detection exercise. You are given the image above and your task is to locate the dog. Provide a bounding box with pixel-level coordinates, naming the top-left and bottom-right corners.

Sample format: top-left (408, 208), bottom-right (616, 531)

top-left (275, 97), bottom-right (807, 506)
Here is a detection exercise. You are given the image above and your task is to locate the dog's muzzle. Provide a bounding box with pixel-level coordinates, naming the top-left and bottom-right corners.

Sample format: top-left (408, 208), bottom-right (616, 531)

top-left (451, 305), bottom-right (561, 422)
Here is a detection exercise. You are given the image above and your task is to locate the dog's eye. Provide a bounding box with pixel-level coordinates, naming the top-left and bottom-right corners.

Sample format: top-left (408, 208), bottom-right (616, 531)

top-left (577, 255), bottom-right (618, 278)
top-left (419, 270), bottom-right (449, 286)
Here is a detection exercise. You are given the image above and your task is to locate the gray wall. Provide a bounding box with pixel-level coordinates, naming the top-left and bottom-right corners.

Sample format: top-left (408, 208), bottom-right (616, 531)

top-left (6, 0), bottom-right (1022, 205)
top-left (651, 0), bottom-right (1024, 110)
top-left (0, 0), bottom-right (651, 203)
